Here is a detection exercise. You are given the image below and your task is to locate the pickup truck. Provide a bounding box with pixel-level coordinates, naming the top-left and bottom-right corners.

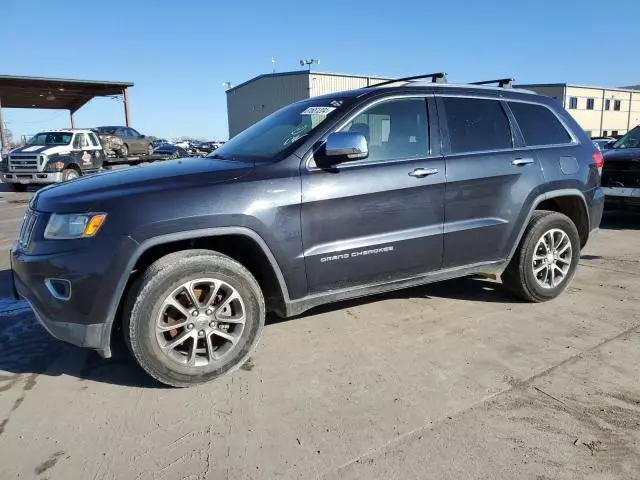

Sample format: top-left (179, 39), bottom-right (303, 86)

top-left (1, 129), bottom-right (104, 191)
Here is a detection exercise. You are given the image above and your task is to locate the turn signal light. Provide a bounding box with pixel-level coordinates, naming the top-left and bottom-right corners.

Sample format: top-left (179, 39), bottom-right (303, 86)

top-left (83, 214), bottom-right (107, 236)
top-left (55, 161), bottom-right (65, 170)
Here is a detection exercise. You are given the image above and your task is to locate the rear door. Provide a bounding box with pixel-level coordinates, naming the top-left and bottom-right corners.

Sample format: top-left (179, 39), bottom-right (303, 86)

top-left (301, 95), bottom-right (446, 293)
top-left (437, 95), bottom-right (545, 268)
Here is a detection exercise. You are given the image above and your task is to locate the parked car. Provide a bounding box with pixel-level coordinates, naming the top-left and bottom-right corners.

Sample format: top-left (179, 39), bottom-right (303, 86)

top-left (11, 76), bottom-right (603, 387)
top-left (152, 139), bottom-right (170, 148)
top-left (592, 138), bottom-right (615, 151)
top-left (153, 143), bottom-right (189, 159)
top-left (601, 125), bottom-right (640, 208)
top-left (1, 129), bottom-right (104, 191)
top-left (95, 126), bottom-right (154, 157)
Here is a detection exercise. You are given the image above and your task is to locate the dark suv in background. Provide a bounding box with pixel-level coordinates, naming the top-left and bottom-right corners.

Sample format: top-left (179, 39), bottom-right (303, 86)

top-left (12, 74), bottom-right (604, 387)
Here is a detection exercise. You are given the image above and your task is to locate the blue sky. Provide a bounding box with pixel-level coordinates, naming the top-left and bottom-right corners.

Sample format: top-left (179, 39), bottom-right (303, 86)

top-left (2, 0), bottom-right (639, 141)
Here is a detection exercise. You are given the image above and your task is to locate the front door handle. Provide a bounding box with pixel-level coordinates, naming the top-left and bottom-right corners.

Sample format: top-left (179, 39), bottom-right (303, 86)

top-left (408, 167), bottom-right (438, 178)
top-left (512, 158), bottom-right (535, 167)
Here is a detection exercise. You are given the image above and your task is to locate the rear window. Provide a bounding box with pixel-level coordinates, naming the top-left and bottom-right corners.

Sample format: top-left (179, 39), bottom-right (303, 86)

top-left (508, 102), bottom-right (572, 146)
top-left (442, 97), bottom-right (513, 154)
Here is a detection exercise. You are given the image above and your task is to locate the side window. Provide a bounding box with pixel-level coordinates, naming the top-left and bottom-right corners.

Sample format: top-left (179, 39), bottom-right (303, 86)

top-left (72, 133), bottom-right (88, 149)
top-left (340, 98), bottom-right (429, 163)
top-left (442, 97), bottom-right (513, 154)
top-left (117, 128), bottom-right (128, 137)
top-left (508, 102), bottom-right (572, 146)
top-left (128, 128), bottom-right (141, 138)
top-left (88, 133), bottom-right (100, 147)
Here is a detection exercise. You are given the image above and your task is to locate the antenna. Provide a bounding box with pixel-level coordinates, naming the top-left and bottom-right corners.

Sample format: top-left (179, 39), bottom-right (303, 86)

top-left (300, 58), bottom-right (320, 71)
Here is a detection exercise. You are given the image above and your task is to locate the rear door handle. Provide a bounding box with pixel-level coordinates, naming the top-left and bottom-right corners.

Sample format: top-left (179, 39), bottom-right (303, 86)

top-left (408, 168), bottom-right (438, 178)
top-left (512, 158), bottom-right (535, 167)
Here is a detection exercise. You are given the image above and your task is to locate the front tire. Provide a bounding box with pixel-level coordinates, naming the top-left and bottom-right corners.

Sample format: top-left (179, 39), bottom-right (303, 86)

top-left (124, 250), bottom-right (265, 387)
top-left (147, 143), bottom-right (154, 156)
top-left (502, 211), bottom-right (580, 302)
top-left (120, 144), bottom-right (129, 157)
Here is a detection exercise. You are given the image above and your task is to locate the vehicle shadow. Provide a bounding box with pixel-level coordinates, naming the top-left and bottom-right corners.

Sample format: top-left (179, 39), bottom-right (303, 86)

top-left (601, 208), bottom-right (640, 230)
top-left (0, 272), bottom-right (518, 389)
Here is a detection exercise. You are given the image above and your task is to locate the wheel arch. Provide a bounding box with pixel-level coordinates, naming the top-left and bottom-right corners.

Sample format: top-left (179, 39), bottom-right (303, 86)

top-left (104, 227), bottom-right (291, 353)
top-left (507, 189), bottom-right (589, 261)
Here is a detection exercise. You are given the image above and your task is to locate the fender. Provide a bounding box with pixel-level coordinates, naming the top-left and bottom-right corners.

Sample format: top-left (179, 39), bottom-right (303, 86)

top-left (100, 227), bottom-right (291, 355)
top-left (506, 188), bottom-right (589, 261)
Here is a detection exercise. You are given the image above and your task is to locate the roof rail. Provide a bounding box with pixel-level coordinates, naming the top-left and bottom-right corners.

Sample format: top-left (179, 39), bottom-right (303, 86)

top-left (367, 72), bottom-right (448, 88)
top-left (469, 78), bottom-right (514, 88)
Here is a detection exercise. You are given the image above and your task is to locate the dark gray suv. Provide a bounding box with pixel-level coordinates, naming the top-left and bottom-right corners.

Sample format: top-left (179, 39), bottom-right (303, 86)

top-left (11, 74), bottom-right (604, 386)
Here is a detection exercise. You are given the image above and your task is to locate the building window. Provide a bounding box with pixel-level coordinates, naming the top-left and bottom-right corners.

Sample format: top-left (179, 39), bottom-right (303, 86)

top-left (602, 130), bottom-right (608, 137)
top-left (612, 130), bottom-right (619, 136)
top-left (605, 99), bottom-right (611, 110)
top-left (569, 97), bottom-right (578, 109)
top-left (614, 100), bottom-right (621, 111)
top-left (586, 98), bottom-right (595, 110)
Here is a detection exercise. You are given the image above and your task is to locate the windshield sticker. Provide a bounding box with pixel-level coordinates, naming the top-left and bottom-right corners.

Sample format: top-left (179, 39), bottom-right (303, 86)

top-left (301, 106), bottom-right (336, 116)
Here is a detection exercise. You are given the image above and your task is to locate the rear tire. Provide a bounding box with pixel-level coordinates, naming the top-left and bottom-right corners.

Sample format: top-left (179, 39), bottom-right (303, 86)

top-left (502, 210), bottom-right (580, 302)
top-left (124, 250), bottom-right (265, 387)
top-left (9, 183), bottom-right (28, 192)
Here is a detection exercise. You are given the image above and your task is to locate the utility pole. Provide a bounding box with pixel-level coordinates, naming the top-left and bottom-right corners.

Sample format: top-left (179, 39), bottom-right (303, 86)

top-left (0, 96), bottom-right (6, 153)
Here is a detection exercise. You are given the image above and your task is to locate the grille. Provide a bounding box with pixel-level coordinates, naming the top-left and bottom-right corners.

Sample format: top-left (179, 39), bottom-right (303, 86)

top-left (602, 161), bottom-right (640, 188)
top-left (17, 210), bottom-right (38, 248)
top-left (9, 155), bottom-right (39, 171)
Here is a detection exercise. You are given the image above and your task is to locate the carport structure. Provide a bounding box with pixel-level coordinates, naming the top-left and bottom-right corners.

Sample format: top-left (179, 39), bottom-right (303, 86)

top-left (0, 75), bottom-right (134, 148)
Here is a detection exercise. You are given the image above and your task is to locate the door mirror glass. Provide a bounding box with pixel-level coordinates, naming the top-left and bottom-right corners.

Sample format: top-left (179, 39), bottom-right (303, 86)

top-left (324, 132), bottom-right (368, 162)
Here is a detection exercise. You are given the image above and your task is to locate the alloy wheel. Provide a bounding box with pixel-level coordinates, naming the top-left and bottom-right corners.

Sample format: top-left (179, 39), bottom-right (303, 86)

top-left (531, 228), bottom-right (572, 289)
top-left (155, 278), bottom-right (246, 367)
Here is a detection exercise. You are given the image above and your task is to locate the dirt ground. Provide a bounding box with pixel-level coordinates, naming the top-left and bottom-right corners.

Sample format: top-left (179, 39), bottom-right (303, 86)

top-left (1, 183), bottom-right (639, 480)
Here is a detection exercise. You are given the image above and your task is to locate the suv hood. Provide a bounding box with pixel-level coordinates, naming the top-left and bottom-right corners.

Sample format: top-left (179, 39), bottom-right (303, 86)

top-left (32, 157), bottom-right (254, 213)
top-left (10, 144), bottom-right (72, 156)
top-left (602, 148), bottom-right (640, 163)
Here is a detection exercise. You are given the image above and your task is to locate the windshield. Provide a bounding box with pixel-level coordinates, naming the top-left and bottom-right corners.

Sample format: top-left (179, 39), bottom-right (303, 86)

top-left (207, 96), bottom-right (354, 162)
top-left (612, 125), bottom-right (640, 149)
top-left (27, 132), bottom-right (73, 146)
top-left (95, 127), bottom-right (118, 135)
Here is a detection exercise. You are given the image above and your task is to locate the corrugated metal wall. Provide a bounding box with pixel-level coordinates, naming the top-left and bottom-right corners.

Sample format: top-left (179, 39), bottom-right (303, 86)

top-left (226, 72), bottom-right (391, 137)
top-left (226, 73), bottom-right (309, 137)
top-left (310, 74), bottom-right (388, 97)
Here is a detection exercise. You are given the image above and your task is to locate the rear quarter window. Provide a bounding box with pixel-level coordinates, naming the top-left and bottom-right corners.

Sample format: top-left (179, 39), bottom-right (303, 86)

top-left (442, 97), bottom-right (513, 154)
top-left (508, 101), bottom-right (573, 146)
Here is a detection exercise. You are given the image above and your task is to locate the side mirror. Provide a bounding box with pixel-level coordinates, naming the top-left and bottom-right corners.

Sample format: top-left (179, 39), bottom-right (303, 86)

top-left (140, 134), bottom-right (146, 139)
top-left (323, 132), bottom-right (369, 163)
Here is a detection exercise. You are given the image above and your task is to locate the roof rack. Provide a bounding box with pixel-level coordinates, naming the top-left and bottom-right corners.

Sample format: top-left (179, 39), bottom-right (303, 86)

top-left (367, 72), bottom-right (448, 88)
top-left (469, 78), bottom-right (514, 88)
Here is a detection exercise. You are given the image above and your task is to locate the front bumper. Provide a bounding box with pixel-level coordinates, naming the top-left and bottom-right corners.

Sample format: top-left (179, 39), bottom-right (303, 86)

top-left (11, 234), bottom-right (139, 358)
top-left (2, 171), bottom-right (63, 184)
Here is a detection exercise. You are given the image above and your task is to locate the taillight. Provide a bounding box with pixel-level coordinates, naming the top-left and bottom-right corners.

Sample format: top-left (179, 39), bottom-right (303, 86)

top-left (593, 150), bottom-right (604, 174)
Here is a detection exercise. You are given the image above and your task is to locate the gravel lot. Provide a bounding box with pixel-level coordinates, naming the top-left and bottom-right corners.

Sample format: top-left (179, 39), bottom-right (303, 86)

top-left (1, 182), bottom-right (639, 479)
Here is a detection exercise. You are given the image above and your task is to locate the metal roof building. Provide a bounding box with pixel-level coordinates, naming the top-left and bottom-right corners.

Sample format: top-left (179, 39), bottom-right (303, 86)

top-left (225, 71), bottom-right (391, 137)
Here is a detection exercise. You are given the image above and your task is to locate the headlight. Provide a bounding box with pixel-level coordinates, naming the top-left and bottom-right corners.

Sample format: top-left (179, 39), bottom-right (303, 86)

top-left (44, 213), bottom-right (107, 239)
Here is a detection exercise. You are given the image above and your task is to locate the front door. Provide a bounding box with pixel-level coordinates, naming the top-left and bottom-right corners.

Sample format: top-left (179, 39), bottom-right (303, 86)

top-left (301, 96), bottom-right (445, 293)
top-left (72, 133), bottom-right (103, 172)
top-left (126, 128), bottom-right (144, 154)
top-left (437, 95), bottom-right (545, 268)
